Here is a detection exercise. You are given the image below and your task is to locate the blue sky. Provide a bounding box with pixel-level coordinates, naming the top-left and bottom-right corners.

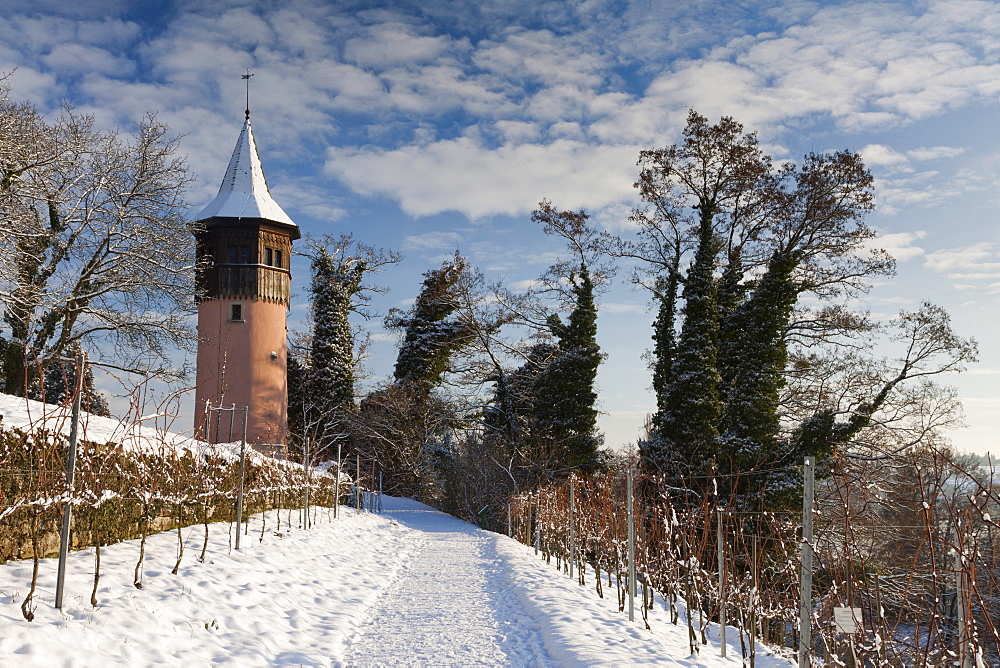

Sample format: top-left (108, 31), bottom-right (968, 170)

top-left (2, 0), bottom-right (998, 454)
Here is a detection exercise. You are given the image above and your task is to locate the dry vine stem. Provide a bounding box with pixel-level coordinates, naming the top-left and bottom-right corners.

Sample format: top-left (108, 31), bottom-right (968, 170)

top-left (510, 451), bottom-right (999, 666)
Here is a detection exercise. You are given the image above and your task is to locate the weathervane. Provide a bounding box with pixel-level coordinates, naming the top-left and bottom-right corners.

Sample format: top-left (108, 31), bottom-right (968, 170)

top-left (242, 68), bottom-right (254, 119)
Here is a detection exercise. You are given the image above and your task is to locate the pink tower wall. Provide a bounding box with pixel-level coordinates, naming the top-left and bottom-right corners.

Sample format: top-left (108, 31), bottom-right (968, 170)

top-left (195, 299), bottom-right (288, 446)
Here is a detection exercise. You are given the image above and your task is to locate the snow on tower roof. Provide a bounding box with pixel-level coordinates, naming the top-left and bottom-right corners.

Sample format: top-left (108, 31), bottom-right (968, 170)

top-left (194, 117), bottom-right (296, 227)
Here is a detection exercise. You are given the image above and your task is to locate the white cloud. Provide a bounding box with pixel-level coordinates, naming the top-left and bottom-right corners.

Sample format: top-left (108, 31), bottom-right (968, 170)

top-left (634, 1), bottom-right (1000, 134)
top-left (0, 16), bottom-right (139, 57)
top-left (866, 231), bottom-right (927, 263)
top-left (924, 243), bottom-right (1000, 286)
top-left (925, 242), bottom-right (995, 271)
top-left (861, 144), bottom-right (909, 169)
top-left (325, 138), bottom-right (639, 219)
top-left (873, 163), bottom-right (988, 215)
top-left (0, 67), bottom-right (60, 108)
top-left (493, 120), bottom-right (541, 143)
top-left (403, 231), bottom-right (466, 250)
top-left (908, 145), bottom-right (967, 161)
top-left (42, 43), bottom-right (136, 77)
top-left (474, 29), bottom-right (607, 89)
top-left (344, 23), bottom-right (453, 68)
top-left (271, 181), bottom-right (349, 224)
top-left (5, 0), bottom-right (1000, 232)
top-left (862, 143), bottom-right (967, 177)
top-left (381, 64), bottom-right (515, 116)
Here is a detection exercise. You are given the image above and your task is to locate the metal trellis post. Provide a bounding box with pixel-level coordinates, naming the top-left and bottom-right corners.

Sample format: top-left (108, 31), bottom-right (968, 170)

top-left (302, 437), bottom-right (310, 529)
top-left (234, 407), bottom-right (248, 550)
top-left (799, 456), bottom-right (815, 668)
top-left (718, 506), bottom-right (726, 658)
top-left (334, 440), bottom-right (342, 519)
top-left (55, 351), bottom-right (86, 610)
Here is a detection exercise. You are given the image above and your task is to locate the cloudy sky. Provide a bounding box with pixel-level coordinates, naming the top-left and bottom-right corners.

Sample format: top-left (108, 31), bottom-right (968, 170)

top-left (3, 0), bottom-right (998, 455)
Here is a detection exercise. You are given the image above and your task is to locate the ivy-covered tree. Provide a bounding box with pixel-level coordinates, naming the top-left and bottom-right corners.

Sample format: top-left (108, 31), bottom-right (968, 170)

top-left (629, 112), bottom-right (902, 494)
top-left (288, 235), bottom-right (399, 458)
top-left (356, 253), bottom-right (479, 499)
top-left (388, 253), bottom-right (477, 392)
top-left (648, 206), bottom-right (723, 473)
top-left (716, 251), bottom-right (800, 470)
top-left (714, 149), bottom-right (884, 477)
top-left (310, 242), bottom-right (366, 412)
top-left (630, 111), bottom-right (973, 512)
top-left (483, 342), bottom-right (555, 463)
top-left (482, 201), bottom-right (609, 479)
top-left (638, 112), bottom-right (774, 475)
top-left (649, 274), bottom-right (679, 415)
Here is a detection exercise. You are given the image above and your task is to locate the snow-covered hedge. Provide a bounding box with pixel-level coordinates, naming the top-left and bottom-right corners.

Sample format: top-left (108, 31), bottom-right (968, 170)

top-left (0, 422), bottom-right (340, 563)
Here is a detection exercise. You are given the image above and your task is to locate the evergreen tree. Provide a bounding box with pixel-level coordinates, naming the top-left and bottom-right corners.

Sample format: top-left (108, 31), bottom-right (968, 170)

top-left (650, 273), bottom-right (680, 415)
top-left (530, 265), bottom-right (602, 473)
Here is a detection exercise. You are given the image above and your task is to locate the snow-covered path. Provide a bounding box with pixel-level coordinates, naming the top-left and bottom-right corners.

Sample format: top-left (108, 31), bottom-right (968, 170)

top-left (344, 503), bottom-right (552, 666)
top-left (0, 495), bottom-right (793, 666)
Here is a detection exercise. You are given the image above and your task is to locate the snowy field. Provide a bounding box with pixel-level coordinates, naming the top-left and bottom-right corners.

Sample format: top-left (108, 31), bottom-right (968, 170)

top-left (0, 496), bottom-right (794, 666)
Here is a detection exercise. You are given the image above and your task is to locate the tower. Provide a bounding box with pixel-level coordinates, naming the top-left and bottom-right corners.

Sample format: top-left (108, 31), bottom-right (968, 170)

top-left (193, 112), bottom-right (299, 446)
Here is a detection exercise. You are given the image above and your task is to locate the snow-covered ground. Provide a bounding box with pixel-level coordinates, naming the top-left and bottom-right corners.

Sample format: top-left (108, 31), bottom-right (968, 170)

top-left (0, 495), bottom-right (794, 666)
top-left (0, 392), bottom-right (196, 454)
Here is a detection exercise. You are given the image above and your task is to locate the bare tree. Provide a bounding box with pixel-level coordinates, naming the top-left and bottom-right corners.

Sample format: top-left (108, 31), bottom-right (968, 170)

top-left (788, 302), bottom-right (978, 461)
top-left (0, 84), bottom-right (193, 395)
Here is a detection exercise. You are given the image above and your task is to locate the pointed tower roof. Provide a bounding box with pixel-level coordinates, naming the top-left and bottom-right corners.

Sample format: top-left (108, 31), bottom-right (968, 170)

top-left (194, 117), bottom-right (296, 227)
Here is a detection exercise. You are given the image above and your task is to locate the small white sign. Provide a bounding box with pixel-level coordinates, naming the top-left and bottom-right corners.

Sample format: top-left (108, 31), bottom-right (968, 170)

top-left (833, 606), bottom-right (862, 634)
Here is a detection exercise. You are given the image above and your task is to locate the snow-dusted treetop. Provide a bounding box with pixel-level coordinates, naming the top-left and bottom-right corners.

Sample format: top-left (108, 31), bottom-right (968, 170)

top-left (194, 117), bottom-right (296, 227)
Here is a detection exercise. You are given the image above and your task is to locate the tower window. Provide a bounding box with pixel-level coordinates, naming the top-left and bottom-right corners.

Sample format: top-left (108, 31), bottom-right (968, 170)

top-left (229, 302), bottom-right (244, 322)
top-left (261, 248), bottom-right (284, 268)
top-left (227, 246), bottom-right (252, 264)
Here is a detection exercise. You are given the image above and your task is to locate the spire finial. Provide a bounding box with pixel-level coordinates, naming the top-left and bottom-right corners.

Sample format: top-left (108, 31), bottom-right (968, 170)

top-left (242, 68), bottom-right (254, 119)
